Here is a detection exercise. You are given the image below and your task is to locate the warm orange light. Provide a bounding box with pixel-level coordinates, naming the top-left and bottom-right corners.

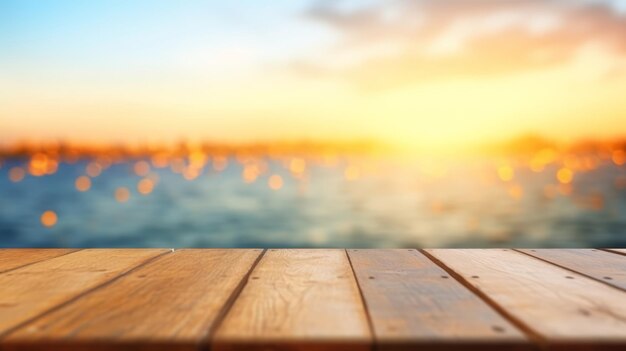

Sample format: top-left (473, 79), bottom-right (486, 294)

top-left (188, 151), bottom-right (207, 169)
top-left (86, 162), bottom-right (102, 177)
top-left (581, 156), bottom-right (598, 171)
top-left (182, 167), bottom-right (200, 180)
top-left (543, 184), bottom-right (557, 199)
top-left (115, 187), bottom-right (130, 202)
top-left (28, 153), bottom-right (48, 176)
top-left (97, 156), bottom-right (112, 170)
top-left (559, 183), bottom-right (573, 195)
top-left (9, 167), bottom-right (26, 182)
top-left (563, 155), bottom-right (580, 170)
top-left (137, 178), bottom-right (154, 195)
top-left (170, 158), bottom-right (186, 174)
top-left (508, 184), bottom-right (523, 200)
top-left (134, 160), bottom-right (151, 176)
top-left (556, 167), bottom-right (574, 184)
top-left (75, 175), bottom-right (91, 192)
top-left (613, 150), bottom-right (626, 166)
top-left (242, 165), bottom-right (260, 183)
top-left (151, 153), bottom-right (169, 168)
top-left (529, 148), bottom-right (556, 173)
top-left (289, 158), bottom-right (306, 174)
top-left (27, 153), bottom-right (58, 176)
top-left (268, 174), bottom-right (283, 190)
top-left (529, 160), bottom-right (544, 173)
top-left (497, 165), bottom-right (514, 182)
top-left (40, 210), bottom-right (57, 228)
top-left (213, 156), bottom-right (228, 171)
top-left (344, 165), bottom-right (360, 181)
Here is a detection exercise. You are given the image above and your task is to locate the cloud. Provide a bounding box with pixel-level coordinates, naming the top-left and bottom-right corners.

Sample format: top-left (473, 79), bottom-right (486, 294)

top-left (296, 0), bottom-right (626, 90)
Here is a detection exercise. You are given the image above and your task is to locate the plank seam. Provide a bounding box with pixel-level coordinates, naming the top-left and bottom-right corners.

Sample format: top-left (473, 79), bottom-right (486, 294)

top-left (200, 249), bottom-right (267, 351)
top-left (602, 248), bottom-right (626, 257)
top-left (513, 249), bottom-right (626, 293)
top-left (345, 249), bottom-right (376, 351)
top-left (0, 249), bottom-right (174, 340)
top-left (419, 249), bottom-right (547, 351)
top-left (0, 249), bottom-right (82, 274)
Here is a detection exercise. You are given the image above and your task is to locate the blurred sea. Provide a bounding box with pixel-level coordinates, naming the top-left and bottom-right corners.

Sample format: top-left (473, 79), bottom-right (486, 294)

top-left (1, 156), bottom-right (625, 248)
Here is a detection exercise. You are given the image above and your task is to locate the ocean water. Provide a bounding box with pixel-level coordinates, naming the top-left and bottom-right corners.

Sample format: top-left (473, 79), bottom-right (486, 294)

top-left (1, 156), bottom-right (625, 248)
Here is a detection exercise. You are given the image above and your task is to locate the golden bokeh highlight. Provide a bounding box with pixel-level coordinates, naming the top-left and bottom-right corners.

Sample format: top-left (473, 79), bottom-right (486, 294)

top-left (9, 167), bottom-right (26, 182)
top-left (498, 165), bottom-right (514, 182)
top-left (151, 153), bottom-right (169, 168)
top-left (137, 178), bottom-right (155, 195)
top-left (268, 174), bottom-right (283, 190)
top-left (289, 158), bottom-right (306, 174)
top-left (134, 161), bottom-right (151, 177)
top-left (169, 158), bottom-right (185, 174)
top-left (28, 153), bottom-right (58, 176)
top-left (614, 150), bottom-right (626, 166)
top-left (557, 167), bottom-right (574, 184)
top-left (75, 175), bottom-right (91, 192)
top-left (508, 184), bottom-right (524, 200)
top-left (115, 187), bottom-right (131, 202)
top-left (242, 165), bottom-right (260, 183)
top-left (86, 162), bottom-right (102, 177)
top-left (40, 210), bottom-right (58, 228)
top-left (213, 156), bottom-right (228, 172)
top-left (188, 150), bottom-right (207, 169)
top-left (183, 167), bottom-right (201, 181)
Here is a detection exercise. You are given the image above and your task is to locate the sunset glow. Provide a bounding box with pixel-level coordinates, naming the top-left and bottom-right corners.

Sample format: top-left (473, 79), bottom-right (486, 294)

top-left (2, 0), bottom-right (626, 151)
top-left (2, 1), bottom-right (626, 249)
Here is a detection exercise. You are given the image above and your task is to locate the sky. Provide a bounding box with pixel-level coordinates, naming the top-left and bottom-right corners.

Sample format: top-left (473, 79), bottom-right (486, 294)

top-left (1, 0), bottom-right (626, 151)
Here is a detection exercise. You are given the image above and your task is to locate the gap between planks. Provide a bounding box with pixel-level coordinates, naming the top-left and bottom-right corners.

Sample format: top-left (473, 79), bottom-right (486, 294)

top-left (0, 249), bottom-right (82, 274)
top-left (199, 249), bottom-right (267, 351)
top-left (419, 249), bottom-right (547, 350)
top-left (603, 249), bottom-right (626, 256)
top-left (344, 249), bottom-right (376, 346)
top-left (513, 249), bottom-right (626, 292)
top-left (0, 249), bottom-right (174, 340)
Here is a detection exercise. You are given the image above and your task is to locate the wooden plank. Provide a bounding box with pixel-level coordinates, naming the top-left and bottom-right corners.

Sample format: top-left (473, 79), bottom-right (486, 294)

top-left (2, 249), bottom-right (263, 351)
top-left (518, 249), bottom-right (626, 291)
top-left (0, 249), bottom-right (168, 337)
top-left (0, 250), bottom-right (78, 273)
top-left (605, 249), bottom-right (626, 256)
top-left (348, 249), bottom-right (530, 351)
top-left (212, 249), bottom-right (371, 351)
top-left (426, 249), bottom-right (626, 351)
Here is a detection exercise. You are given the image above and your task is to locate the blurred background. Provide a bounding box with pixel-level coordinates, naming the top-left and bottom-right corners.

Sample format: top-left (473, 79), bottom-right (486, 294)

top-left (1, 0), bottom-right (625, 248)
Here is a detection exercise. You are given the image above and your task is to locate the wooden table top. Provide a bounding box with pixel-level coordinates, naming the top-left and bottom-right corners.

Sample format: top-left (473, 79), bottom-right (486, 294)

top-left (0, 248), bottom-right (625, 351)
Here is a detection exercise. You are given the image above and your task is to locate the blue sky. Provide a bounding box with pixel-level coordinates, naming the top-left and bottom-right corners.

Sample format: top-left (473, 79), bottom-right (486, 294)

top-left (0, 0), bottom-right (326, 77)
top-left (2, 0), bottom-right (626, 148)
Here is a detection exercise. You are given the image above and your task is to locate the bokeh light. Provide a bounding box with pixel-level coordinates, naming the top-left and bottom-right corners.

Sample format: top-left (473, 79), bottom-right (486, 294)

top-left (9, 167), bottom-right (25, 182)
top-left (40, 210), bottom-right (58, 228)
top-left (557, 167), bottom-right (574, 184)
top-left (115, 187), bottom-right (131, 203)
top-left (75, 176), bottom-right (91, 192)
top-left (268, 174), bottom-right (283, 190)
top-left (137, 178), bottom-right (154, 195)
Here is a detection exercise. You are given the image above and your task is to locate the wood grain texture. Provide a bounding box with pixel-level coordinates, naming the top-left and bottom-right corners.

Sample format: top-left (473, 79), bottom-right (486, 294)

top-left (605, 249), bottom-right (626, 256)
top-left (518, 249), bottom-right (626, 291)
top-left (0, 250), bottom-right (78, 273)
top-left (0, 249), bottom-right (168, 337)
top-left (2, 249), bottom-right (263, 351)
top-left (348, 249), bottom-right (530, 351)
top-left (426, 249), bottom-right (626, 351)
top-left (213, 249), bottom-right (371, 351)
